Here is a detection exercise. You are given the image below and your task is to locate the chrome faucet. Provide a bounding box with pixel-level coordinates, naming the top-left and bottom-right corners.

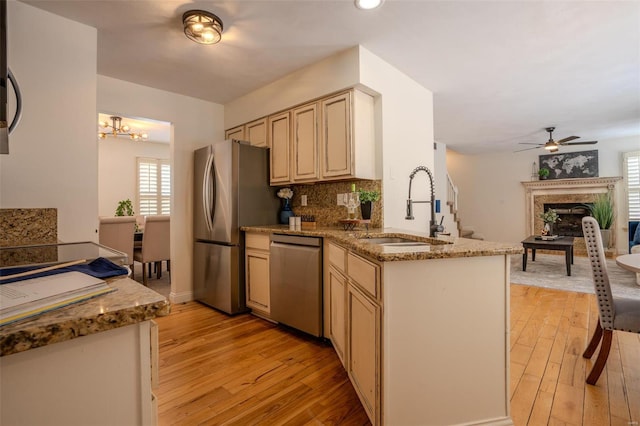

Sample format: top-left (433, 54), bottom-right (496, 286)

top-left (405, 165), bottom-right (443, 237)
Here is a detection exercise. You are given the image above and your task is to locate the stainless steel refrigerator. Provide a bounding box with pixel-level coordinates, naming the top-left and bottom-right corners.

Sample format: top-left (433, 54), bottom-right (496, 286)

top-left (193, 140), bottom-right (279, 314)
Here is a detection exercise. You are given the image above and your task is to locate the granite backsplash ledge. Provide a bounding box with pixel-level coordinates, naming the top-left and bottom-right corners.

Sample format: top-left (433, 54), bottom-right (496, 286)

top-left (0, 209), bottom-right (58, 247)
top-left (287, 179), bottom-right (383, 227)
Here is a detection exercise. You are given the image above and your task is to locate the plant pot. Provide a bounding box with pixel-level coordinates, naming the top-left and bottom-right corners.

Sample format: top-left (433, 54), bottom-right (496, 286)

top-left (360, 201), bottom-right (373, 220)
top-left (600, 229), bottom-right (611, 249)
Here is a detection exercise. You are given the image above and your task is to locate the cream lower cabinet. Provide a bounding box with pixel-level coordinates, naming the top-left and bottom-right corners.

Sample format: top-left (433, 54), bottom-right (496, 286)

top-left (245, 232), bottom-right (271, 317)
top-left (328, 265), bottom-right (347, 365)
top-left (325, 241), bottom-right (381, 425)
top-left (348, 282), bottom-right (380, 424)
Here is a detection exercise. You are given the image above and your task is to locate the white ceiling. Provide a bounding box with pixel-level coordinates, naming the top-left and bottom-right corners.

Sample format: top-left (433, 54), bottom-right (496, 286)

top-left (22, 0), bottom-right (640, 154)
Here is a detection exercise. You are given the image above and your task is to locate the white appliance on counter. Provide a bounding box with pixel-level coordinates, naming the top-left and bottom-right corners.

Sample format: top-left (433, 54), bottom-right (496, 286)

top-left (193, 140), bottom-right (279, 315)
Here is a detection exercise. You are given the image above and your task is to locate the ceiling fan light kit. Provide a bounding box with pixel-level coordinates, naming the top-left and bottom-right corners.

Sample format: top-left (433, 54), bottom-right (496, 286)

top-left (515, 126), bottom-right (598, 153)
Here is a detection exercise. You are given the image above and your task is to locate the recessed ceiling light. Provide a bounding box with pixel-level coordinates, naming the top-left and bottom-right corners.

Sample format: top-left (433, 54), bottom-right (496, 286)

top-left (355, 0), bottom-right (384, 10)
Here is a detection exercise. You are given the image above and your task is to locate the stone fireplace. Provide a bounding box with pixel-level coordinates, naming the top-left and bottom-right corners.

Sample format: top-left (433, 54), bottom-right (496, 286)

top-left (522, 177), bottom-right (622, 256)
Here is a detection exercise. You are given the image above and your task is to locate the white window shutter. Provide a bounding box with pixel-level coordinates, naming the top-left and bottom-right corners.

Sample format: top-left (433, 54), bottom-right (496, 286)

top-left (137, 158), bottom-right (171, 216)
top-left (624, 151), bottom-right (640, 221)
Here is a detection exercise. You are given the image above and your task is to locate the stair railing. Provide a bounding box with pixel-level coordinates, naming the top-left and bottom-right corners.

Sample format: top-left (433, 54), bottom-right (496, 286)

top-left (446, 173), bottom-right (458, 212)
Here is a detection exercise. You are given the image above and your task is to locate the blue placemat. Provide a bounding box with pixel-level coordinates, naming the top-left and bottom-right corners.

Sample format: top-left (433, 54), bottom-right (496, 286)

top-left (0, 257), bottom-right (128, 285)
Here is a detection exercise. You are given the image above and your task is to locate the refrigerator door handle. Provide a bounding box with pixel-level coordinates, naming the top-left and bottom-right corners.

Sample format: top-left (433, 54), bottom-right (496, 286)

top-left (203, 153), bottom-right (216, 232)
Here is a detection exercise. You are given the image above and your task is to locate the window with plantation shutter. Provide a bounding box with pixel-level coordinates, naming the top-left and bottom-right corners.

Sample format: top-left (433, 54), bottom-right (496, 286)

top-left (624, 151), bottom-right (640, 221)
top-left (137, 157), bottom-right (171, 216)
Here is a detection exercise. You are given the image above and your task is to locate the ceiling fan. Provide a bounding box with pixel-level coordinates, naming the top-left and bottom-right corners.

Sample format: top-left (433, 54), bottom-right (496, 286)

top-left (515, 127), bottom-right (598, 153)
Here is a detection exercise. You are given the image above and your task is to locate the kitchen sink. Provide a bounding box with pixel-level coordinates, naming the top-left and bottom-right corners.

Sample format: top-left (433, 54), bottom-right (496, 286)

top-left (359, 237), bottom-right (429, 247)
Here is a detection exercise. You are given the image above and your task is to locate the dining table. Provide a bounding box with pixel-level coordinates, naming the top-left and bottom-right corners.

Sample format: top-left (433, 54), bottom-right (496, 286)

top-left (615, 253), bottom-right (640, 286)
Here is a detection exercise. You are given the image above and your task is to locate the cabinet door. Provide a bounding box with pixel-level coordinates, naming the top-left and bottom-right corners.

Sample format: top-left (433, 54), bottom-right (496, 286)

top-left (292, 102), bottom-right (319, 182)
top-left (269, 112), bottom-right (291, 184)
top-left (328, 266), bottom-right (347, 366)
top-left (320, 92), bottom-right (352, 179)
top-left (246, 118), bottom-right (268, 147)
top-left (348, 283), bottom-right (379, 424)
top-left (225, 125), bottom-right (245, 141)
top-left (246, 249), bottom-right (270, 313)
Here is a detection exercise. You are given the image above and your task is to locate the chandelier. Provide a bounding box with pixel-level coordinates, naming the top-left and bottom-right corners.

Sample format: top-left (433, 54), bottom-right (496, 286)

top-left (182, 10), bottom-right (223, 45)
top-left (98, 116), bottom-right (148, 141)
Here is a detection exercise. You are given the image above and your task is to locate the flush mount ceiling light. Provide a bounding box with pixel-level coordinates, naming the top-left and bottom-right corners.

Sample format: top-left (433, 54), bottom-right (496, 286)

top-left (183, 10), bottom-right (223, 45)
top-left (355, 0), bottom-right (384, 10)
top-left (98, 116), bottom-right (148, 141)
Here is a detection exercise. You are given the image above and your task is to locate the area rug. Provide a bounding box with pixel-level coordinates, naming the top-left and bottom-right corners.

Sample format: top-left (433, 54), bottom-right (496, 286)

top-left (509, 254), bottom-right (640, 300)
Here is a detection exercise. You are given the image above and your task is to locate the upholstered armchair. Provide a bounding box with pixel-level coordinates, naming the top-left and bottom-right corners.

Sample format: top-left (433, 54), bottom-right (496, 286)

top-left (133, 215), bottom-right (170, 285)
top-left (98, 216), bottom-right (136, 269)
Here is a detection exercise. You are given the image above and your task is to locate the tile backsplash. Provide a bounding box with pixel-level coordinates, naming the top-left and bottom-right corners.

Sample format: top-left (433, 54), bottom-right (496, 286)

top-left (286, 180), bottom-right (383, 227)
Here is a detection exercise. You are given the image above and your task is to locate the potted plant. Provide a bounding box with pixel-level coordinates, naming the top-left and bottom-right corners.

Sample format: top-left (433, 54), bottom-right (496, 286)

top-left (539, 208), bottom-right (560, 236)
top-left (115, 199), bottom-right (134, 217)
top-left (538, 168), bottom-right (550, 180)
top-left (586, 193), bottom-right (614, 248)
top-left (358, 189), bottom-right (380, 220)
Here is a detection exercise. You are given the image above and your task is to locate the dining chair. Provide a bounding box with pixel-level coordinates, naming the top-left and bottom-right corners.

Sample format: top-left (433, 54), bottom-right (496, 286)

top-left (133, 215), bottom-right (170, 286)
top-left (581, 216), bottom-right (640, 385)
top-left (98, 216), bottom-right (136, 270)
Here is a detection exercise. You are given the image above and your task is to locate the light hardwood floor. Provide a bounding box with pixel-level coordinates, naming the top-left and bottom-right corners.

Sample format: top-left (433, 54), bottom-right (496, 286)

top-left (155, 285), bottom-right (639, 425)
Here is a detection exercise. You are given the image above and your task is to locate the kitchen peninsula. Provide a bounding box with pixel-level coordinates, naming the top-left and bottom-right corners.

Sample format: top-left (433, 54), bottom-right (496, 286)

top-left (0, 274), bottom-right (170, 425)
top-left (243, 225), bottom-right (522, 425)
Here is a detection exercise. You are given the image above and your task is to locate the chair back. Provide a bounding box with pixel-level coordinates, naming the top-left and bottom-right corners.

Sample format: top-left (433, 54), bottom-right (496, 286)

top-left (582, 216), bottom-right (615, 330)
top-left (141, 215), bottom-right (170, 263)
top-left (99, 216), bottom-right (136, 265)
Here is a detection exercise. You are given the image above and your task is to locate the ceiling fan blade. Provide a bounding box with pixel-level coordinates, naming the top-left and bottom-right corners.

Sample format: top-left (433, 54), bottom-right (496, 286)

top-left (556, 136), bottom-right (580, 144)
top-left (518, 143), bottom-right (544, 146)
top-left (563, 140), bottom-right (598, 145)
top-left (514, 146), bottom-right (542, 152)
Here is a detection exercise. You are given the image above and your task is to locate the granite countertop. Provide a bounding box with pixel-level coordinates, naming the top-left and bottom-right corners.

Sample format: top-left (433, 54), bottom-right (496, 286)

top-left (241, 225), bottom-right (523, 262)
top-left (0, 276), bottom-right (170, 357)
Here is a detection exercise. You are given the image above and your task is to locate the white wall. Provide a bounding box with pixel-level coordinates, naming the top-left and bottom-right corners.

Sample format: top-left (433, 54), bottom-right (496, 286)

top-left (98, 75), bottom-right (224, 303)
top-left (225, 45), bottom-right (435, 232)
top-left (98, 138), bottom-right (169, 217)
top-left (434, 141), bottom-right (456, 236)
top-left (447, 135), bottom-right (640, 253)
top-left (1, 2), bottom-right (97, 243)
top-left (225, 47), bottom-right (360, 128)
top-left (358, 47), bottom-right (434, 232)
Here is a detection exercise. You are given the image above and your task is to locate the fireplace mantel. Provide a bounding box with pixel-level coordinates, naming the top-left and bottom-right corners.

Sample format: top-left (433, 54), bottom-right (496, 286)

top-left (522, 177), bottom-right (622, 192)
top-left (522, 177), bottom-right (623, 254)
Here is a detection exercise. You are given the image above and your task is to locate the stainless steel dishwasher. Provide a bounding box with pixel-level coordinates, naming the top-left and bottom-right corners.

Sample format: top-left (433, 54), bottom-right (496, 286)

top-left (270, 234), bottom-right (322, 337)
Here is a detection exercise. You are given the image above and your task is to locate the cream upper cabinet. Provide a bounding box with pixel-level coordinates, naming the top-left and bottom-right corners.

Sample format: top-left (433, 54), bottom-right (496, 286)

top-left (245, 232), bottom-right (271, 317)
top-left (320, 92), bottom-right (351, 178)
top-left (320, 90), bottom-right (376, 181)
top-left (225, 125), bottom-right (244, 141)
top-left (246, 118), bottom-right (268, 147)
top-left (269, 112), bottom-right (291, 184)
top-left (291, 102), bottom-right (319, 182)
top-left (238, 88), bottom-right (377, 185)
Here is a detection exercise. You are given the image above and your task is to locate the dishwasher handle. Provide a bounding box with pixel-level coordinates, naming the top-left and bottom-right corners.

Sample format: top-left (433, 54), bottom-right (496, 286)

top-left (271, 234), bottom-right (321, 247)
